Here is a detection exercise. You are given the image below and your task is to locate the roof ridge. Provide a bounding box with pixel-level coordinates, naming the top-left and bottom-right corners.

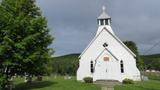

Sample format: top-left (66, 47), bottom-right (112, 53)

top-left (79, 27), bottom-right (136, 58)
top-left (103, 27), bottom-right (136, 57)
top-left (79, 28), bottom-right (105, 58)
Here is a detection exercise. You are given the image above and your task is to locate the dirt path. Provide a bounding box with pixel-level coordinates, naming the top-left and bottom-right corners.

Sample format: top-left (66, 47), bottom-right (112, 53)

top-left (94, 80), bottom-right (121, 90)
top-left (101, 86), bottom-right (114, 90)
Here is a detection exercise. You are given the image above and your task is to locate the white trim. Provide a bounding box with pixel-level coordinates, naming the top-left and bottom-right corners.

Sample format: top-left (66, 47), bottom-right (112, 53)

top-left (79, 28), bottom-right (104, 58)
top-left (103, 27), bottom-right (136, 57)
top-left (94, 48), bottom-right (119, 69)
top-left (105, 48), bottom-right (119, 61)
top-left (79, 27), bottom-right (136, 58)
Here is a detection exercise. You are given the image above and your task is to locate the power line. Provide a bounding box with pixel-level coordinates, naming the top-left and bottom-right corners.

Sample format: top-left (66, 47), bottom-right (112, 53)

top-left (104, 5), bottom-right (160, 55)
top-left (144, 40), bottom-right (160, 55)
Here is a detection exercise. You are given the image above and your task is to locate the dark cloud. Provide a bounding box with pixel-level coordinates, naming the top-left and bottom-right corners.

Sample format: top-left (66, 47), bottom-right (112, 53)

top-left (36, 0), bottom-right (160, 56)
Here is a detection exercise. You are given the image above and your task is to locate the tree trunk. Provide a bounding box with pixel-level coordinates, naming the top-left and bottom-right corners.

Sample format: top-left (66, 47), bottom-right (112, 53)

top-left (26, 75), bottom-right (32, 84)
top-left (5, 67), bottom-right (13, 90)
top-left (140, 71), bottom-right (144, 81)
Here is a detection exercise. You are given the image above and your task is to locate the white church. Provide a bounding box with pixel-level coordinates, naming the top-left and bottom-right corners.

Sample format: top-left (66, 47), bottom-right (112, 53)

top-left (77, 6), bottom-right (141, 82)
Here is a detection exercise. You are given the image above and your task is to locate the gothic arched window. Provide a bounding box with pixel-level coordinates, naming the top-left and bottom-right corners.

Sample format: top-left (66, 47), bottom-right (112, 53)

top-left (120, 60), bottom-right (124, 73)
top-left (91, 61), bottom-right (94, 73)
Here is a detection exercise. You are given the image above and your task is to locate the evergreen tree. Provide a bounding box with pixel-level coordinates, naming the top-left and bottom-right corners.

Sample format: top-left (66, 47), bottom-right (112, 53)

top-left (0, 0), bottom-right (53, 89)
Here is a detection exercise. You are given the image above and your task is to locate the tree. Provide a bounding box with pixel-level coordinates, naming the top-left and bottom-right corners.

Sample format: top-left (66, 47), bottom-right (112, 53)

top-left (123, 41), bottom-right (144, 70)
top-left (0, 0), bottom-right (53, 89)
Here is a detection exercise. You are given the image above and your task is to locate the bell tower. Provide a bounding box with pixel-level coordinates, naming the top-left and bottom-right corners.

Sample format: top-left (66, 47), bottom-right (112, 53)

top-left (96, 6), bottom-right (114, 35)
top-left (98, 6), bottom-right (111, 26)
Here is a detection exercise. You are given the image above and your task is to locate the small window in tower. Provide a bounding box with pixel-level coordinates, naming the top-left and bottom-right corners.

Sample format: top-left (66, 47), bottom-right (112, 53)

top-left (100, 19), bottom-right (104, 25)
top-left (120, 60), bottom-right (124, 73)
top-left (90, 61), bottom-right (94, 73)
top-left (105, 19), bottom-right (109, 25)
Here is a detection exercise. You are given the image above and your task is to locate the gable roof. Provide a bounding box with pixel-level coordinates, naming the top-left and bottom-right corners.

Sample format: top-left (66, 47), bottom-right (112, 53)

top-left (98, 11), bottom-right (111, 19)
top-left (105, 48), bottom-right (119, 61)
top-left (94, 48), bottom-right (119, 69)
top-left (94, 48), bottom-right (119, 61)
top-left (79, 27), bottom-right (136, 58)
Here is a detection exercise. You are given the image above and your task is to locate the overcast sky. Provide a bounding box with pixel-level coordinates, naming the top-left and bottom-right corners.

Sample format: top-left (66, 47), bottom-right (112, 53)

top-left (36, 0), bottom-right (160, 56)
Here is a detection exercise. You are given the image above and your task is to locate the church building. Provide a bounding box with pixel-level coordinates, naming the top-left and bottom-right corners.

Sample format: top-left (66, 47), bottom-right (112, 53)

top-left (77, 6), bottom-right (141, 82)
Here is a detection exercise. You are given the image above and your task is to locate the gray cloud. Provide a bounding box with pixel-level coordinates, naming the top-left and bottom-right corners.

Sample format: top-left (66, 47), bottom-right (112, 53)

top-left (36, 0), bottom-right (160, 56)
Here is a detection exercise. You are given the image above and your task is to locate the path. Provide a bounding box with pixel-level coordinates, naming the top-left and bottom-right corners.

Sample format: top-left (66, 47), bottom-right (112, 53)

top-left (94, 80), bottom-right (121, 90)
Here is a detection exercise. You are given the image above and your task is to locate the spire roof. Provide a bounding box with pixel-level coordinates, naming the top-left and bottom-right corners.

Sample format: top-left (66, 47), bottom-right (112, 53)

top-left (98, 6), bottom-right (111, 19)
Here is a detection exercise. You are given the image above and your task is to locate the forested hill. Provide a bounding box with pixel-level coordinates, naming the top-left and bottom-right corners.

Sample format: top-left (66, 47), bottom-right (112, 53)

top-left (141, 54), bottom-right (160, 58)
top-left (51, 54), bottom-right (160, 75)
top-left (52, 54), bottom-right (80, 75)
top-left (141, 54), bottom-right (160, 71)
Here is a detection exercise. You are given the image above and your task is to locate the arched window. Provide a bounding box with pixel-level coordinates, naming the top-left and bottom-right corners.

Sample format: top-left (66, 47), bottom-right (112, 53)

top-left (120, 60), bottom-right (124, 73)
top-left (90, 61), bottom-right (94, 73)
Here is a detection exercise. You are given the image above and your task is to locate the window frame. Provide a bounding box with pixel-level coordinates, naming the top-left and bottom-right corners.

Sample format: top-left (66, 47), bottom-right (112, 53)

top-left (120, 60), bottom-right (124, 73)
top-left (90, 61), bottom-right (94, 73)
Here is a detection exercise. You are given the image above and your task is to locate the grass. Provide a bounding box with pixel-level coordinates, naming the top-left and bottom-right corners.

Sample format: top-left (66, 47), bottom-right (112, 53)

top-left (13, 76), bottom-right (160, 90)
top-left (13, 76), bottom-right (100, 90)
top-left (115, 72), bottom-right (160, 90)
top-left (115, 80), bottom-right (160, 90)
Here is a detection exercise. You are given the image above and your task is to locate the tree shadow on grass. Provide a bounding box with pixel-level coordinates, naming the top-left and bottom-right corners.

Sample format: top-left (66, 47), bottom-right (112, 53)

top-left (14, 81), bottom-right (57, 90)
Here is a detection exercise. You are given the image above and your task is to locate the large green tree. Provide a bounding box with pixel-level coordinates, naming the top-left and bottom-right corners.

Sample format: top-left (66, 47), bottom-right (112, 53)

top-left (0, 0), bottom-right (53, 89)
top-left (123, 41), bottom-right (144, 70)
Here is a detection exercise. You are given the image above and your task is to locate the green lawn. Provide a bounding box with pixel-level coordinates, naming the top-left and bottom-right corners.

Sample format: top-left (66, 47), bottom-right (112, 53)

top-left (115, 80), bottom-right (160, 90)
top-left (13, 76), bottom-right (160, 90)
top-left (14, 76), bottom-right (100, 90)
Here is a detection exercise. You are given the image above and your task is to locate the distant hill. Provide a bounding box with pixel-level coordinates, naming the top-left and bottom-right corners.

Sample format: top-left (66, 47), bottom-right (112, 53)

top-left (54, 54), bottom-right (80, 59)
top-left (51, 53), bottom-right (160, 75)
top-left (141, 54), bottom-right (160, 71)
top-left (52, 54), bottom-right (80, 75)
top-left (141, 54), bottom-right (160, 58)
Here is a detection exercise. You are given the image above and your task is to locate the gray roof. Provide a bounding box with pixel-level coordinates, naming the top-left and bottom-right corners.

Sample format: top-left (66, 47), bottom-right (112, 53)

top-left (98, 6), bottom-right (111, 19)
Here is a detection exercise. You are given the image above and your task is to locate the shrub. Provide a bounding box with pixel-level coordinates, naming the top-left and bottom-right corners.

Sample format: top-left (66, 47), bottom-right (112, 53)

top-left (37, 76), bottom-right (43, 81)
top-left (122, 78), bottom-right (134, 84)
top-left (0, 75), bottom-right (6, 89)
top-left (83, 77), bottom-right (93, 83)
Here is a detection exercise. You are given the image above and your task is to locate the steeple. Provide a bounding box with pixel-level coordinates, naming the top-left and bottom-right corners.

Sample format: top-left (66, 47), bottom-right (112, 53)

top-left (98, 6), bottom-right (111, 26)
top-left (96, 6), bottom-right (114, 35)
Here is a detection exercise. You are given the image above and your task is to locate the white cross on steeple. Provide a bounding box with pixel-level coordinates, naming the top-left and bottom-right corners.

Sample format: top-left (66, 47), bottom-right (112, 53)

top-left (98, 6), bottom-right (110, 19)
top-left (102, 6), bottom-right (106, 13)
